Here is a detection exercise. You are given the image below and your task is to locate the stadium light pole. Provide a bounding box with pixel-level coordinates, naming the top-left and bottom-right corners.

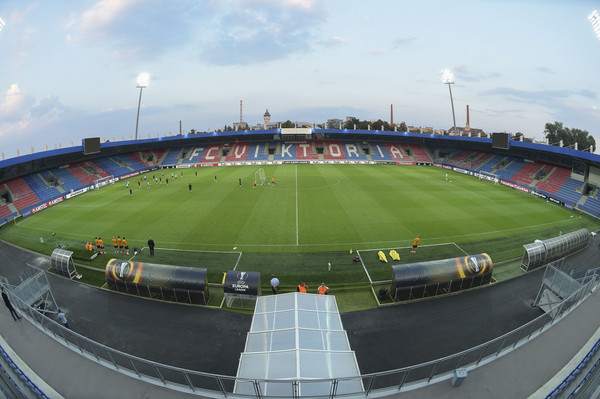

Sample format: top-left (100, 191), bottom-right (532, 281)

top-left (135, 73), bottom-right (149, 141)
top-left (441, 69), bottom-right (457, 135)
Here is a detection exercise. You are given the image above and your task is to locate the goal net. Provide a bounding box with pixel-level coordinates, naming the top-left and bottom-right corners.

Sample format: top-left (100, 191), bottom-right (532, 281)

top-left (479, 170), bottom-right (500, 183)
top-left (94, 175), bottom-right (115, 189)
top-left (255, 168), bottom-right (266, 186)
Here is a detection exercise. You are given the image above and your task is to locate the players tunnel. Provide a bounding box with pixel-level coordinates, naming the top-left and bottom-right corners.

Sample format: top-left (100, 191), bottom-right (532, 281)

top-left (105, 259), bottom-right (210, 305)
top-left (390, 253), bottom-right (493, 302)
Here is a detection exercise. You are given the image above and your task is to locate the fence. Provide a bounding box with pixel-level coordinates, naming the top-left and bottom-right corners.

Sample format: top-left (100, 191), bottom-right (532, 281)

top-left (3, 271), bottom-right (599, 398)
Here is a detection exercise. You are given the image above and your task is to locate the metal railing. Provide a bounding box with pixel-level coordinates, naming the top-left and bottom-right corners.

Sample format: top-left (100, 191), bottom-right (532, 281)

top-left (5, 273), bottom-right (600, 398)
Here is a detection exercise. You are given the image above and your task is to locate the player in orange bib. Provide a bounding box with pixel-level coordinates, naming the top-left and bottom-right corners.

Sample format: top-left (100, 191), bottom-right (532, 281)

top-left (411, 235), bottom-right (420, 254)
top-left (122, 237), bottom-right (129, 255)
top-left (112, 236), bottom-right (118, 253)
top-left (117, 236), bottom-right (123, 254)
top-left (98, 237), bottom-right (105, 255)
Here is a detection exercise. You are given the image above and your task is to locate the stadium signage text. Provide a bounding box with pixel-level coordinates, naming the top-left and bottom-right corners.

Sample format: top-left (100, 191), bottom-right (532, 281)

top-left (65, 187), bottom-right (90, 199)
top-left (30, 196), bottom-right (65, 214)
top-left (120, 171), bottom-right (141, 179)
top-left (500, 180), bottom-right (530, 194)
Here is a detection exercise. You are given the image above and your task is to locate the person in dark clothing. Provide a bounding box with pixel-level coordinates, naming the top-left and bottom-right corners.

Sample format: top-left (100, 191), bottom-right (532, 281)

top-left (1, 287), bottom-right (21, 321)
top-left (189, 183), bottom-right (192, 192)
top-left (148, 237), bottom-right (155, 256)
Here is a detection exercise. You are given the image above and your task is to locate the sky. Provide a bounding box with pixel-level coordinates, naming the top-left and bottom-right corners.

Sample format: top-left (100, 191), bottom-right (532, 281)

top-left (1, 0), bottom-right (600, 159)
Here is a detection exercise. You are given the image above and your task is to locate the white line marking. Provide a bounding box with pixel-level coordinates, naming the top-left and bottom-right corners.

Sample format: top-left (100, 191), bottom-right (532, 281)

top-left (453, 242), bottom-right (469, 255)
top-left (356, 250), bottom-right (373, 283)
top-left (232, 252), bottom-right (243, 270)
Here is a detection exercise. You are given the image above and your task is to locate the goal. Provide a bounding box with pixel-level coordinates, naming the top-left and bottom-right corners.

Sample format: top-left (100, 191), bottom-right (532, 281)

top-left (94, 175), bottom-right (115, 189)
top-left (479, 170), bottom-right (500, 184)
top-left (255, 168), bottom-right (266, 186)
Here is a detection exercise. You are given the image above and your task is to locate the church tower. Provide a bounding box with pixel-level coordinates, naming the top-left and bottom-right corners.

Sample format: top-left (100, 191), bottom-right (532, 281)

top-left (263, 109), bottom-right (271, 128)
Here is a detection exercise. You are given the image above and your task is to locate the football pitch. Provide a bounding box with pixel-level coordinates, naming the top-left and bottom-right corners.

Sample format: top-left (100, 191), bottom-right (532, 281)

top-left (1, 164), bottom-right (597, 298)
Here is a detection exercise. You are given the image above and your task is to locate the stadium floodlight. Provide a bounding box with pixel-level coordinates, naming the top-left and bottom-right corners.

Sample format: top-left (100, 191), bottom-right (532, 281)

top-left (135, 73), bottom-right (150, 141)
top-left (590, 10), bottom-right (600, 41)
top-left (0, 17), bottom-right (6, 32)
top-left (441, 69), bottom-right (457, 135)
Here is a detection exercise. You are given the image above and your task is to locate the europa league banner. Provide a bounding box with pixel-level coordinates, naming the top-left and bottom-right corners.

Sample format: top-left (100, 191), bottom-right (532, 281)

top-left (392, 253), bottom-right (493, 288)
top-left (223, 270), bottom-right (260, 296)
top-left (105, 259), bottom-right (207, 291)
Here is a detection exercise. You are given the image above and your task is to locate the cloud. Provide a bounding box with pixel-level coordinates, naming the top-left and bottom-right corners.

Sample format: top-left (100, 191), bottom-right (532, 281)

top-left (535, 66), bottom-right (554, 74)
top-left (319, 36), bottom-right (347, 47)
top-left (200, 0), bottom-right (327, 65)
top-left (481, 87), bottom-right (597, 104)
top-left (0, 84), bottom-right (35, 122)
top-left (0, 84), bottom-right (69, 144)
top-left (393, 36), bottom-right (417, 49)
top-left (450, 65), bottom-right (504, 83)
top-left (66, 0), bottom-right (202, 60)
top-left (30, 96), bottom-right (67, 120)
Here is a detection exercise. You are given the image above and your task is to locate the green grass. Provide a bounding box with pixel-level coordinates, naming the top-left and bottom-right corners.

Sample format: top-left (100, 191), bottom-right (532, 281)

top-left (1, 164), bottom-right (598, 311)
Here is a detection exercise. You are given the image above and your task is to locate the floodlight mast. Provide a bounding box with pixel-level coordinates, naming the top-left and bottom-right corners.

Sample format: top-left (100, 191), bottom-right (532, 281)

top-left (135, 73), bottom-right (149, 141)
top-left (441, 69), bottom-right (457, 135)
top-left (589, 10), bottom-right (600, 41)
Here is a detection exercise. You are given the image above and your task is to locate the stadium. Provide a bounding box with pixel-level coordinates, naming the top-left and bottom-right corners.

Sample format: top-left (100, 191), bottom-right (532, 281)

top-left (1, 128), bottom-right (600, 398)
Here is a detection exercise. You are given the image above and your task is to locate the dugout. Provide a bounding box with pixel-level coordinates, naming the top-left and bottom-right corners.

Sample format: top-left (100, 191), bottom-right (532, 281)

top-left (390, 253), bottom-right (493, 302)
top-left (105, 259), bottom-right (210, 305)
top-left (51, 248), bottom-right (79, 279)
top-left (223, 270), bottom-right (260, 310)
top-left (520, 228), bottom-right (589, 272)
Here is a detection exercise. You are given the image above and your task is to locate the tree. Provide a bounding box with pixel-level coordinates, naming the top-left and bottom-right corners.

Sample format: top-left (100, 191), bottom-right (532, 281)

top-left (544, 121), bottom-right (595, 151)
top-left (281, 120), bottom-right (295, 128)
top-left (399, 122), bottom-right (408, 132)
top-left (343, 117), bottom-right (360, 130)
top-left (370, 119), bottom-right (390, 131)
top-left (326, 118), bottom-right (343, 129)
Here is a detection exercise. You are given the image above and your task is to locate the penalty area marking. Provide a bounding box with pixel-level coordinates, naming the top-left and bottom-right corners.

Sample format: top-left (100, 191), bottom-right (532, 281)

top-left (452, 242), bottom-right (469, 256)
top-left (355, 250), bottom-right (373, 284)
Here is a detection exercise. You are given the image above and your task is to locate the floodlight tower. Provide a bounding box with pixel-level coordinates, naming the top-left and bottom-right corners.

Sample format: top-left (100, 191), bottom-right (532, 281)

top-left (589, 10), bottom-right (600, 41)
top-left (135, 73), bottom-right (149, 140)
top-left (0, 17), bottom-right (6, 32)
top-left (441, 69), bottom-right (457, 135)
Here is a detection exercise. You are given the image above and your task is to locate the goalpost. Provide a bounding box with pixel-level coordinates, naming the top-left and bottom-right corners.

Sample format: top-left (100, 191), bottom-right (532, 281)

top-left (93, 175), bottom-right (115, 189)
top-left (479, 170), bottom-right (500, 184)
top-left (255, 168), bottom-right (266, 186)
